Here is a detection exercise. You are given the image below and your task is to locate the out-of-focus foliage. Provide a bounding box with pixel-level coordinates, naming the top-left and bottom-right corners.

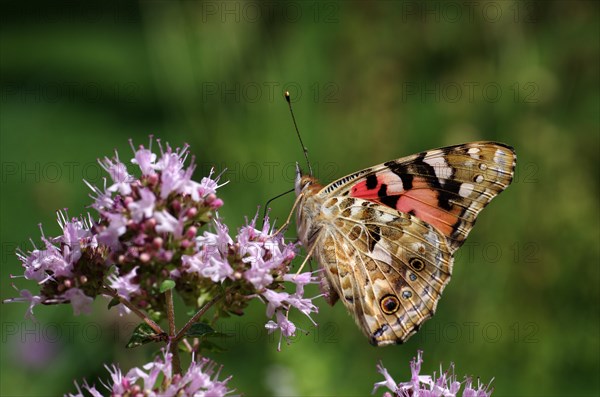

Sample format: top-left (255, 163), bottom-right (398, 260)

top-left (1, 1), bottom-right (598, 396)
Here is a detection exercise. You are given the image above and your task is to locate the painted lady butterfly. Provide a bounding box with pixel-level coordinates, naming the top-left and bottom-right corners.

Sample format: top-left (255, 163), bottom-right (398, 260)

top-left (293, 141), bottom-right (516, 346)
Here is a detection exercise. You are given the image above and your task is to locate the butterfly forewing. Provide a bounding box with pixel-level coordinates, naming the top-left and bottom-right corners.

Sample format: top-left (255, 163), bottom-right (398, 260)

top-left (318, 142), bottom-right (516, 253)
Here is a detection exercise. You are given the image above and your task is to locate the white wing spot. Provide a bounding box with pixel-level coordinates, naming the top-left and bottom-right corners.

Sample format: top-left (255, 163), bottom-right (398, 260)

top-left (424, 156), bottom-right (452, 180)
top-left (384, 173), bottom-right (404, 194)
top-left (370, 241), bottom-right (392, 265)
top-left (378, 212), bottom-right (396, 223)
top-left (458, 183), bottom-right (474, 197)
top-left (424, 229), bottom-right (440, 248)
top-left (494, 149), bottom-right (508, 168)
top-left (350, 206), bottom-right (363, 217)
top-left (468, 147), bottom-right (481, 159)
top-left (412, 242), bottom-right (427, 255)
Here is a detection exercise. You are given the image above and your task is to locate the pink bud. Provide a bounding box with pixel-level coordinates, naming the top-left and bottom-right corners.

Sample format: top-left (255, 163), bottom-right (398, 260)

top-left (126, 219), bottom-right (138, 230)
top-left (145, 218), bottom-right (156, 230)
top-left (140, 253), bottom-right (151, 263)
top-left (152, 237), bottom-right (163, 248)
top-left (186, 207), bottom-right (198, 217)
top-left (210, 198), bottom-right (224, 209)
top-left (205, 193), bottom-right (216, 203)
top-left (185, 226), bottom-right (197, 239)
top-left (147, 173), bottom-right (159, 185)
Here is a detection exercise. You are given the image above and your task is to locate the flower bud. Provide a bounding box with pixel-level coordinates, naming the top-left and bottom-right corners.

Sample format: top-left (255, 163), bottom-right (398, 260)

top-left (145, 218), bottom-right (157, 230)
top-left (152, 237), bottom-right (163, 249)
top-left (186, 207), bottom-right (198, 217)
top-left (147, 173), bottom-right (159, 186)
top-left (205, 193), bottom-right (216, 204)
top-left (185, 226), bottom-right (197, 239)
top-left (210, 198), bottom-right (224, 209)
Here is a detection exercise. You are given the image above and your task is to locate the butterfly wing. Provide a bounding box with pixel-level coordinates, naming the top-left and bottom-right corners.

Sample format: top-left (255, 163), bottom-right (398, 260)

top-left (317, 142), bottom-right (516, 253)
top-left (311, 196), bottom-right (453, 346)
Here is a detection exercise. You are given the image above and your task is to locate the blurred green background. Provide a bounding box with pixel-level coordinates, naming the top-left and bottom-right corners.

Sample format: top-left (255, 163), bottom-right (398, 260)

top-left (1, 1), bottom-right (598, 396)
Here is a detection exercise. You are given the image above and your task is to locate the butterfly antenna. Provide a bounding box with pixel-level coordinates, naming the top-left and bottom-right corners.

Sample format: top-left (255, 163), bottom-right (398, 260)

top-left (285, 91), bottom-right (313, 176)
top-left (262, 188), bottom-right (295, 228)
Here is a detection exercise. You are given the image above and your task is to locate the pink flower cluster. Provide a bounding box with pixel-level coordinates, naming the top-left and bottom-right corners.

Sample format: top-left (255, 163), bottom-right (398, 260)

top-left (7, 137), bottom-right (320, 346)
top-left (84, 138), bottom-right (226, 316)
top-left (373, 351), bottom-right (494, 397)
top-left (68, 349), bottom-right (236, 397)
top-left (10, 211), bottom-right (106, 319)
top-left (8, 138), bottom-right (226, 319)
top-left (181, 214), bottom-right (320, 349)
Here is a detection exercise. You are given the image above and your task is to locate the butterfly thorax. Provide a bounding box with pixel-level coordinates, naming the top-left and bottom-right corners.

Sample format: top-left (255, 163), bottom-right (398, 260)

top-left (295, 174), bottom-right (325, 248)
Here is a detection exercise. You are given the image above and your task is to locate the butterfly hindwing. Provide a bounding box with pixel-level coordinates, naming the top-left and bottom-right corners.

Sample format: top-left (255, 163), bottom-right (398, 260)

top-left (311, 197), bottom-right (453, 346)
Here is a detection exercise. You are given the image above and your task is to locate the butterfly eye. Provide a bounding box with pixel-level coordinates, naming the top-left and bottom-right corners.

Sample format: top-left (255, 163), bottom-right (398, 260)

top-left (300, 176), bottom-right (312, 189)
top-left (380, 294), bottom-right (400, 314)
top-left (409, 257), bottom-right (425, 272)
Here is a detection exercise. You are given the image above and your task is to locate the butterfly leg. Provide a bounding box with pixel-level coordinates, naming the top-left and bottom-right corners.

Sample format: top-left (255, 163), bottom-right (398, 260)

top-left (294, 241), bottom-right (316, 276)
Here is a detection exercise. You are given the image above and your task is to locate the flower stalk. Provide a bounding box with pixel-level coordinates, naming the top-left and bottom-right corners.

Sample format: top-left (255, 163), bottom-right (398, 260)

top-left (174, 292), bottom-right (225, 342)
top-left (101, 285), bottom-right (164, 335)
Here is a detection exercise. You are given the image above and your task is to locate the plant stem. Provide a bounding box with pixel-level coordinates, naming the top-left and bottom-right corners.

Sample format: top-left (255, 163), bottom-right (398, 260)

top-left (173, 293), bottom-right (224, 342)
top-left (165, 288), bottom-right (181, 375)
top-left (102, 285), bottom-right (163, 335)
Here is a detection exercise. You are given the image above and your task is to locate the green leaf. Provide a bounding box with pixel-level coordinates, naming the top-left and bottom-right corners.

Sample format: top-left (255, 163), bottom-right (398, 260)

top-left (107, 297), bottom-right (120, 310)
top-left (185, 322), bottom-right (232, 339)
top-left (126, 323), bottom-right (160, 348)
top-left (159, 279), bottom-right (176, 293)
top-left (185, 322), bottom-right (217, 337)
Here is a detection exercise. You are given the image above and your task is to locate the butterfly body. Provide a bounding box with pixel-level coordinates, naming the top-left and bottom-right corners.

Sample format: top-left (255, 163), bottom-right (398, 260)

top-left (295, 142), bottom-right (516, 346)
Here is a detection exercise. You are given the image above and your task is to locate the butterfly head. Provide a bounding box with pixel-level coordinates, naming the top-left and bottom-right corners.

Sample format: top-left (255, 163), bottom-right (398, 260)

top-left (295, 162), bottom-right (321, 197)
